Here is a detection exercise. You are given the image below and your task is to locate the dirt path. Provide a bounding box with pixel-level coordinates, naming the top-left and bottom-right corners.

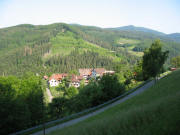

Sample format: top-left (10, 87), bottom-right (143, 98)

top-left (46, 88), bottom-right (53, 102)
top-left (32, 80), bottom-right (154, 135)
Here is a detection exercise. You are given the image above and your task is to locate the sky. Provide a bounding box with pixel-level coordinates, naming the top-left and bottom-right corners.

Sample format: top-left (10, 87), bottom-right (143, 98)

top-left (0, 0), bottom-right (180, 34)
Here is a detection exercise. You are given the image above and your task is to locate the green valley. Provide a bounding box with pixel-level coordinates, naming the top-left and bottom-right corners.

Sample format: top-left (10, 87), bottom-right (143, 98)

top-left (0, 23), bottom-right (180, 135)
top-left (1, 1), bottom-right (180, 135)
top-left (1, 23), bottom-right (180, 76)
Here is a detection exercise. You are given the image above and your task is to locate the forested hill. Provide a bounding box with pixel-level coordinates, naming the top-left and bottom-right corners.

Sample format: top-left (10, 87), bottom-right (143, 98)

top-left (108, 25), bottom-right (165, 36)
top-left (166, 33), bottom-right (180, 43)
top-left (0, 23), bottom-right (180, 76)
top-left (70, 24), bottom-right (180, 57)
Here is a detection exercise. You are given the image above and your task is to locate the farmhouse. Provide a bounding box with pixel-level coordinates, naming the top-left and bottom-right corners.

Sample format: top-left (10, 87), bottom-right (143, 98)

top-left (78, 68), bottom-right (92, 80)
top-left (48, 68), bottom-right (115, 87)
top-left (79, 68), bottom-right (107, 79)
top-left (49, 73), bottom-right (68, 87)
top-left (93, 68), bottom-right (106, 77)
top-left (70, 74), bottom-right (83, 88)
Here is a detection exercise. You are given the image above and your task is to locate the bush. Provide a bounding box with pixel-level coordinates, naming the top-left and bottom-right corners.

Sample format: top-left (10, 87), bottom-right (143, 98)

top-left (0, 75), bottom-right (44, 135)
top-left (48, 74), bottom-right (125, 118)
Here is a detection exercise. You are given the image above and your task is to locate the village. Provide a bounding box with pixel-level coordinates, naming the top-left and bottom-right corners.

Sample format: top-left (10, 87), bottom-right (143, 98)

top-left (44, 68), bottom-right (115, 88)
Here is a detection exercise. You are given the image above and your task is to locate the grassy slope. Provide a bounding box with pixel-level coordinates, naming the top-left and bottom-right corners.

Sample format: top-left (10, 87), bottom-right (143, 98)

top-left (49, 70), bottom-right (180, 135)
top-left (47, 31), bottom-right (121, 62)
top-left (72, 24), bottom-right (180, 59)
top-left (116, 38), bottom-right (144, 56)
top-left (117, 38), bottom-right (140, 45)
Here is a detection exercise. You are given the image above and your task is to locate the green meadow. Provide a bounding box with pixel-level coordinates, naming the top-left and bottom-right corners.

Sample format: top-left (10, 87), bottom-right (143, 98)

top-left (49, 69), bottom-right (180, 135)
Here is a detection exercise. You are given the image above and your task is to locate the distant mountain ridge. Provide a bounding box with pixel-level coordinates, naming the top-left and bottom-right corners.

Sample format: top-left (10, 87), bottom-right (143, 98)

top-left (108, 25), bottom-right (165, 36)
top-left (106, 25), bottom-right (180, 43)
top-left (166, 33), bottom-right (180, 43)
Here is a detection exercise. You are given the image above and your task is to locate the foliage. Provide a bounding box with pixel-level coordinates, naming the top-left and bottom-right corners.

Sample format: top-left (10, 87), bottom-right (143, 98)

top-left (1, 23), bottom-right (180, 76)
top-left (64, 87), bottom-right (79, 99)
top-left (0, 75), bottom-right (44, 135)
top-left (49, 70), bottom-right (180, 135)
top-left (134, 60), bottom-right (143, 81)
top-left (48, 74), bottom-right (125, 119)
top-left (49, 97), bottom-right (68, 118)
top-left (45, 50), bottom-right (116, 73)
top-left (142, 40), bottom-right (169, 80)
top-left (72, 24), bottom-right (180, 60)
top-left (98, 74), bottom-right (125, 100)
top-left (170, 56), bottom-right (180, 68)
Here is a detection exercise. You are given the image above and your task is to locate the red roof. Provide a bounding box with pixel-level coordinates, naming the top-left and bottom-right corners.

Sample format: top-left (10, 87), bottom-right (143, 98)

top-left (71, 74), bottom-right (83, 82)
top-left (49, 73), bottom-right (68, 81)
top-left (79, 68), bottom-right (106, 76)
top-left (94, 68), bottom-right (106, 75)
top-left (79, 68), bottom-right (92, 76)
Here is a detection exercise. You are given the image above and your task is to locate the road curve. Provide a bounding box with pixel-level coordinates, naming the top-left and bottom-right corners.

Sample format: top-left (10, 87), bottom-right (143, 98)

top-left (32, 80), bottom-right (155, 135)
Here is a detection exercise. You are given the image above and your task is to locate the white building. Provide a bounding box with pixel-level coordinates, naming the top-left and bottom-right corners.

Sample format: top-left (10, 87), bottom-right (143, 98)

top-left (49, 78), bottom-right (59, 87)
top-left (49, 73), bottom-right (67, 87)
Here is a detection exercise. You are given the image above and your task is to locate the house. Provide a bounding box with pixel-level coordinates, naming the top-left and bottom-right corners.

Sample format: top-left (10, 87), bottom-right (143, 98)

top-left (79, 68), bottom-right (113, 79)
top-left (94, 68), bottom-right (106, 77)
top-left (70, 74), bottom-right (83, 88)
top-left (49, 73), bottom-right (68, 87)
top-left (48, 68), bottom-right (115, 87)
top-left (79, 68), bottom-right (92, 80)
top-left (91, 69), bottom-right (97, 79)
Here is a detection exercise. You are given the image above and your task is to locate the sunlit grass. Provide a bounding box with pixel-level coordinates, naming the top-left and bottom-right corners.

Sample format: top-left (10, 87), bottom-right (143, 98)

top-left (128, 50), bottom-right (144, 57)
top-left (49, 70), bottom-right (180, 135)
top-left (117, 38), bottom-right (140, 45)
top-left (49, 31), bottom-right (121, 62)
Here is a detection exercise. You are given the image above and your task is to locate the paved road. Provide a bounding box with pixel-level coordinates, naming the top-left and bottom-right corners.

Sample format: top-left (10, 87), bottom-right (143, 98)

top-left (32, 80), bottom-right (155, 135)
top-left (46, 88), bottom-right (53, 102)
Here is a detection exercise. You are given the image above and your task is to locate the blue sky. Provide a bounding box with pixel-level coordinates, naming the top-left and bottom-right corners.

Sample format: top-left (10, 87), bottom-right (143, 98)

top-left (0, 0), bottom-right (179, 33)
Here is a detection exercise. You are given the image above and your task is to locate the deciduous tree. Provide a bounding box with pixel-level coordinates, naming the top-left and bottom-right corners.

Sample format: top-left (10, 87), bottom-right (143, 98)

top-left (171, 56), bottom-right (180, 68)
top-left (142, 40), bottom-right (169, 80)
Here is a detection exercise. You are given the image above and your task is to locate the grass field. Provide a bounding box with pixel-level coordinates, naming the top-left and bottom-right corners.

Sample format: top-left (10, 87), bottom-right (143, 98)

top-left (117, 38), bottom-right (140, 45)
top-left (116, 38), bottom-right (143, 57)
top-left (128, 50), bottom-right (144, 57)
top-left (49, 70), bottom-right (180, 135)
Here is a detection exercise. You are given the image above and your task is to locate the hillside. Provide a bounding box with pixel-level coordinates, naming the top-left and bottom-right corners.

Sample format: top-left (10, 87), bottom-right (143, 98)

top-left (0, 23), bottom-right (180, 76)
top-left (70, 24), bottom-right (180, 58)
top-left (0, 23), bottom-right (127, 76)
top-left (49, 70), bottom-right (180, 135)
top-left (167, 33), bottom-right (180, 43)
top-left (108, 25), bottom-right (165, 36)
